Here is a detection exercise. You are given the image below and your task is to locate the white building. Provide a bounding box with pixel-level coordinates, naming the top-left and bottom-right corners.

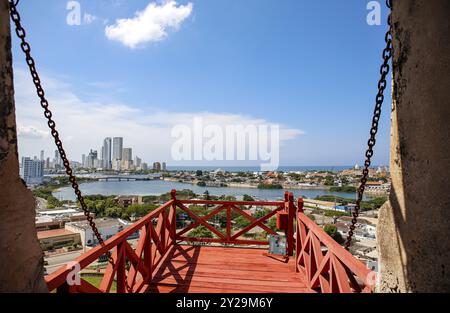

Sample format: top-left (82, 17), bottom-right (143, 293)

top-left (65, 217), bottom-right (135, 247)
top-left (20, 157), bottom-right (44, 185)
top-left (102, 137), bottom-right (112, 169)
top-left (122, 148), bottom-right (132, 161)
top-left (112, 137), bottom-right (123, 161)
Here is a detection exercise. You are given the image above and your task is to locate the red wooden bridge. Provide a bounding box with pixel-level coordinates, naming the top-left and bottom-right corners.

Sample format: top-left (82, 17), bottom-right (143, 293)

top-left (46, 190), bottom-right (374, 293)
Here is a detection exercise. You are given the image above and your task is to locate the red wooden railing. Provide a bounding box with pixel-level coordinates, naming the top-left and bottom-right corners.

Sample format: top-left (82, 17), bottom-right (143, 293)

top-left (45, 190), bottom-right (373, 293)
top-left (46, 200), bottom-right (177, 293)
top-left (295, 199), bottom-right (374, 293)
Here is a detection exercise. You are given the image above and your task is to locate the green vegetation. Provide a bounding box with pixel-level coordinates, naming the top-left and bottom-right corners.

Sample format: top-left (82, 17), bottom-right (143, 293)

top-left (80, 195), bottom-right (160, 220)
top-left (197, 181), bottom-right (207, 187)
top-left (159, 189), bottom-right (197, 201)
top-left (234, 215), bottom-right (252, 228)
top-left (82, 275), bottom-right (116, 292)
top-left (323, 176), bottom-right (335, 186)
top-left (189, 225), bottom-right (214, 238)
top-left (323, 210), bottom-right (351, 217)
top-left (307, 214), bottom-right (316, 221)
top-left (323, 224), bottom-right (345, 244)
top-left (242, 194), bottom-right (254, 202)
top-left (257, 183), bottom-right (283, 189)
top-left (315, 195), bottom-right (387, 211)
top-left (32, 186), bottom-right (63, 209)
top-left (287, 173), bottom-right (306, 181)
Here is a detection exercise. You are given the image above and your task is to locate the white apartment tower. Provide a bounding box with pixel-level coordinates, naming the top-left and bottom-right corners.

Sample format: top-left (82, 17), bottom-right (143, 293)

top-left (20, 157), bottom-right (44, 185)
top-left (102, 137), bottom-right (112, 169)
top-left (112, 137), bottom-right (123, 161)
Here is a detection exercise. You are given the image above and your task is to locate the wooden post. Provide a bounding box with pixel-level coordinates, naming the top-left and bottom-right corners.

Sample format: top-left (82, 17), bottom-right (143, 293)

top-left (226, 205), bottom-right (231, 242)
top-left (0, 0), bottom-right (47, 292)
top-left (170, 189), bottom-right (177, 201)
top-left (143, 224), bottom-right (153, 284)
top-left (116, 243), bottom-right (126, 293)
top-left (297, 198), bottom-right (304, 213)
top-left (287, 192), bottom-right (295, 256)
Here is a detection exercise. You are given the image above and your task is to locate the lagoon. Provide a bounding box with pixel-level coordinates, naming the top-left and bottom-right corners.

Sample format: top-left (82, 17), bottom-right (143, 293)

top-left (53, 179), bottom-right (363, 201)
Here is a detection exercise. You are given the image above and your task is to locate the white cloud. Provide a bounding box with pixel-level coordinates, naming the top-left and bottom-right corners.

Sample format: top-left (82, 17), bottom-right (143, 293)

top-left (13, 69), bottom-right (304, 164)
top-left (105, 1), bottom-right (193, 48)
top-left (17, 124), bottom-right (49, 139)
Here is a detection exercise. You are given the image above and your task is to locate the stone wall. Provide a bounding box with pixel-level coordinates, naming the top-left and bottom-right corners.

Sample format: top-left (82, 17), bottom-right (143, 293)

top-left (378, 0), bottom-right (450, 292)
top-left (0, 0), bottom-right (47, 292)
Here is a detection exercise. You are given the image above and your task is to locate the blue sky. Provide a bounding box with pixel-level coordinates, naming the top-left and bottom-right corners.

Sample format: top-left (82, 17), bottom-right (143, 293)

top-left (13, 0), bottom-right (392, 167)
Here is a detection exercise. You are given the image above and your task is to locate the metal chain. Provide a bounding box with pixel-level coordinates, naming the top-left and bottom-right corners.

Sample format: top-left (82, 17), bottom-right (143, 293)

top-left (345, 0), bottom-right (393, 249)
top-left (8, 0), bottom-right (107, 249)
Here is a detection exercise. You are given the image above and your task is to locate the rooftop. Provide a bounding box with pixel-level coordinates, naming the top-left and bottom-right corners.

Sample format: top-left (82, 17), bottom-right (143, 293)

top-left (39, 208), bottom-right (78, 215)
top-left (37, 228), bottom-right (76, 239)
top-left (66, 218), bottom-right (125, 231)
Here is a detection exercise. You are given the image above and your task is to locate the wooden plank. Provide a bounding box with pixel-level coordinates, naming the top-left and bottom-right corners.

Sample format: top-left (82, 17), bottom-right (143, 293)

top-left (150, 279), bottom-right (308, 293)
top-left (146, 244), bottom-right (312, 293)
top-left (154, 267), bottom-right (304, 283)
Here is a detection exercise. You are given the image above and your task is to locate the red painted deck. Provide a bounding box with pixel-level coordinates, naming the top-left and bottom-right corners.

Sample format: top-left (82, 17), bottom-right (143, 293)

top-left (148, 244), bottom-right (310, 293)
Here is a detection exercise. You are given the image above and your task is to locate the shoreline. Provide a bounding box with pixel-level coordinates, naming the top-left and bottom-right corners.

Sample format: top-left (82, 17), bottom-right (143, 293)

top-left (164, 178), bottom-right (333, 191)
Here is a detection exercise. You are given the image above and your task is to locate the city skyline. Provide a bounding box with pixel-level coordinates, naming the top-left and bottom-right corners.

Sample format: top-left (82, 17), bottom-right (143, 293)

top-left (25, 134), bottom-right (169, 171)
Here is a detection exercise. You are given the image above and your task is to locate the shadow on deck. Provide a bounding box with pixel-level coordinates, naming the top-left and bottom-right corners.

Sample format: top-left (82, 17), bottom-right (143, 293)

top-left (148, 244), bottom-right (310, 293)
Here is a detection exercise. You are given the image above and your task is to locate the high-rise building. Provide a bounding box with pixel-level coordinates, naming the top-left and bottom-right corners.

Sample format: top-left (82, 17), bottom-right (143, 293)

top-left (113, 137), bottom-right (123, 161)
top-left (54, 150), bottom-right (62, 169)
top-left (82, 154), bottom-right (86, 168)
top-left (162, 162), bottom-right (167, 171)
top-left (134, 156), bottom-right (142, 169)
top-left (40, 150), bottom-right (44, 161)
top-left (86, 150), bottom-right (98, 168)
top-left (20, 157), bottom-right (44, 185)
top-left (45, 157), bottom-right (50, 169)
top-left (102, 137), bottom-right (112, 169)
top-left (153, 162), bottom-right (161, 171)
top-left (122, 148), bottom-right (132, 161)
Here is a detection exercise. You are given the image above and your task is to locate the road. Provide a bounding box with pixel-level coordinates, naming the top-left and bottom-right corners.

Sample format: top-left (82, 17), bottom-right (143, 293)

top-left (45, 250), bottom-right (83, 274)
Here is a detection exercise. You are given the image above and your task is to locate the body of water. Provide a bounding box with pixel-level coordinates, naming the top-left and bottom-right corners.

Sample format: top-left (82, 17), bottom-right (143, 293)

top-left (53, 180), bottom-right (363, 202)
top-left (166, 166), bottom-right (354, 172)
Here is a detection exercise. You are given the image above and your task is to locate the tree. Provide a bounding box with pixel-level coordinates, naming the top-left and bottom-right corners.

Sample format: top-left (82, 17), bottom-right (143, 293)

top-left (189, 225), bottom-right (214, 238)
top-left (267, 217), bottom-right (277, 231)
top-left (195, 170), bottom-right (203, 177)
top-left (323, 224), bottom-right (345, 244)
top-left (197, 181), bottom-right (206, 187)
top-left (243, 194), bottom-right (254, 202)
top-left (234, 215), bottom-right (251, 228)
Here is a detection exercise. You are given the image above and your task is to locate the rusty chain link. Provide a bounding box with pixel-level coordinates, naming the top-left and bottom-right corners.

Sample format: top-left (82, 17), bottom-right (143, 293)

top-left (345, 0), bottom-right (393, 249)
top-left (8, 0), bottom-right (113, 261)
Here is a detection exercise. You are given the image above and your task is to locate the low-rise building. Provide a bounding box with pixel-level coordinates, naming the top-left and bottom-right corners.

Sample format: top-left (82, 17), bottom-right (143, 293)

top-left (37, 228), bottom-right (81, 250)
top-left (304, 199), bottom-right (342, 211)
top-left (35, 209), bottom-right (95, 231)
top-left (115, 195), bottom-right (143, 207)
top-left (65, 218), bottom-right (135, 247)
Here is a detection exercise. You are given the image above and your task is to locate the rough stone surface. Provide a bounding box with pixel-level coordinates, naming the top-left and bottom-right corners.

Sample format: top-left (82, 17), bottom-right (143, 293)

top-left (378, 0), bottom-right (450, 292)
top-left (0, 0), bottom-right (47, 292)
